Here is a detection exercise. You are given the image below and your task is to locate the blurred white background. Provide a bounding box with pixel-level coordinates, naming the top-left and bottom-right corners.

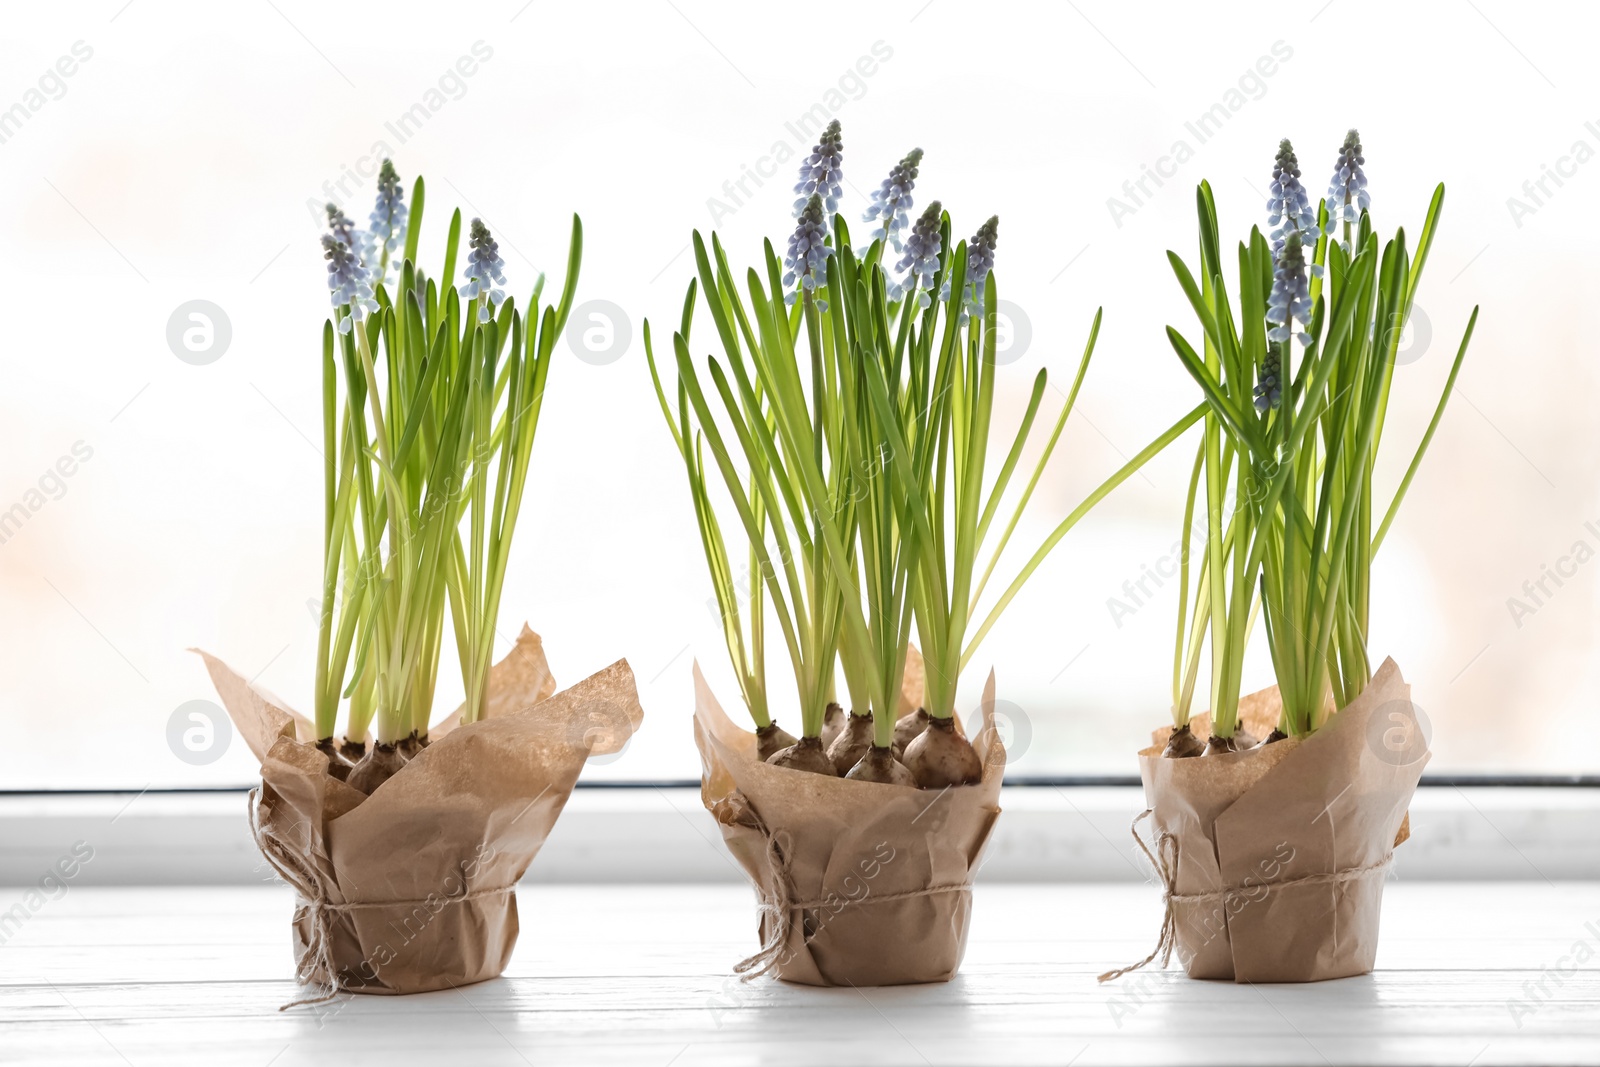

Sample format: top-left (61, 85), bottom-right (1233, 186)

top-left (0, 0), bottom-right (1592, 788)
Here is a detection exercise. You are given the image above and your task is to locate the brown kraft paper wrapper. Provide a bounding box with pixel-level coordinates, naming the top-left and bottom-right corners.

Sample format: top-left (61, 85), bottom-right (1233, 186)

top-left (1108, 656), bottom-right (1426, 984)
top-left (693, 660), bottom-right (1004, 987)
top-left (193, 626), bottom-right (643, 1004)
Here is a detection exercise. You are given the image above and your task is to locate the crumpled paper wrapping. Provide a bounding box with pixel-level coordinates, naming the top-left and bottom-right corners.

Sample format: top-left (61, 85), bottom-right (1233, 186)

top-left (1121, 656), bottom-right (1426, 983)
top-left (195, 626), bottom-right (642, 1000)
top-left (693, 661), bottom-right (1004, 987)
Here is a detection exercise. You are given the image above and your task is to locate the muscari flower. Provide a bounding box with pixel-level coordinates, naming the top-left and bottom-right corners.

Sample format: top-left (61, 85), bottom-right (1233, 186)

top-left (1254, 348), bottom-right (1281, 412)
top-left (368, 159), bottom-right (408, 272)
top-left (322, 234), bottom-right (377, 335)
top-left (325, 203), bottom-right (365, 255)
top-left (1266, 231), bottom-right (1312, 352)
top-left (1325, 128), bottom-right (1369, 247)
top-left (862, 147), bottom-right (922, 251)
top-left (947, 215), bottom-right (998, 324)
top-left (1268, 139), bottom-right (1319, 256)
top-left (889, 201), bottom-right (943, 309)
top-left (793, 120), bottom-right (844, 218)
top-left (783, 194), bottom-right (833, 307)
top-left (460, 218), bottom-right (507, 323)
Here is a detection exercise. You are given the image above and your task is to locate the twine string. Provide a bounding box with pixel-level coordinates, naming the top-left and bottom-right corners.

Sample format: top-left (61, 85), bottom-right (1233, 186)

top-left (1097, 807), bottom-right (1393, 983)
top-left (247, 786), bottom-right (517, 1010)
top-left (731, 812), bottom-right (972, 982)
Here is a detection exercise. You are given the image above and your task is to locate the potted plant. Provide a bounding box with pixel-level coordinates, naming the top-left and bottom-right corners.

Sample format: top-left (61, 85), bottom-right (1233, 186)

top-left (648, 125), bottom-right (1200, 985)
top-left (1103, 132), bottom-right (1477, 984)
top-left (196, 160), bottom-right (643, 1007)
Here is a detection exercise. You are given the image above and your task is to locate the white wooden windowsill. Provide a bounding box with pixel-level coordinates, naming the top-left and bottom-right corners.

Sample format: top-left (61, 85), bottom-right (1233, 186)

top-left (2, 785), bottom-right (1598, 885)
top-left (1, 882), bottom-right (1597, 1066)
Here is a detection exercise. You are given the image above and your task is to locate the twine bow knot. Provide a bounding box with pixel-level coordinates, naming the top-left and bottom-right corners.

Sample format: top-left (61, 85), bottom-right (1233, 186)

top-left (1097, 809), bottom-right (1181, 983)
top-left (247, 786), bottom-right (516, 1010)
top-left (1098, 807), bottom-right (1394, 983)
top-left (731, 809), bottom-right (974, 981)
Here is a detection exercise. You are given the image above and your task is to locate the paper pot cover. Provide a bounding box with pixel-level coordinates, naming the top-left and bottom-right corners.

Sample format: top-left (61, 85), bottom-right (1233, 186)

top-left (693, 663), bottom-right (1004, 987)
top-left (195, 626), bottom-right (643, 1000)
top-left (1127, 657), bottom-right (1426, 983)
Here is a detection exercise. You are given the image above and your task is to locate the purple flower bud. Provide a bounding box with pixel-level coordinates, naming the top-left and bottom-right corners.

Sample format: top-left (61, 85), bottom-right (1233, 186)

top-left (322, 234), bottom-right (377, 335)
top-left (1268, 140), bottom-right (1319, 257)
top-left (862, 147), bottom-right (922, 251)
top-left (889, 201), bottom-right (943, 309)
top-left (793, 120), bottom-right (844, 219)
top-left (959, 215), bottom-right (999, 322)
top-left (783, 194), bottom-right (833, 307)
top-left (461, 218), bottom-right (507, 323)
top-left (1265, 232), bottom-right (1312, 349)
top-left (326, 203), bottom-right (358, 246)
top-left (1254, 348), bottom-right (1281, 412)
top-left (368, 159), bottom-right (408, 275)
top-left (1325, 129), bottom-right (1370, 251)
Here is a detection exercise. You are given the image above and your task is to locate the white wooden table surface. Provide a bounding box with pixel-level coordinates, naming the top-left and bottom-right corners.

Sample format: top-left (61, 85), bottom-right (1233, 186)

top-left (2, 883), bottom-right (1597, 1066)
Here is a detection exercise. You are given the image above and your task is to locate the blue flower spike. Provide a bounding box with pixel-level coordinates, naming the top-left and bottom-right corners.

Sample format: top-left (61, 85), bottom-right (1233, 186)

top-left (461, 218), bottom-right (507, 324)
top-left (794, 120), bottom-right (845, 219)
top-left (1254, 349), bottom-right (1282, 413)
top-left (1257, 227), bottom-right (1312, 413)
top-left (889, 201), bottom-right (944, 309)
top-left (862, 147), bottom-right (923, 251)
top-left (368, 159), bottom-right (409, 277)
top-left (325, 203), bottom-right (365, 257)
top-left (959, 215), bottom-right (999, 323)
top-left (1265, 231), bottom-right (1313, 354)
top-left (783, 194), bottom-right (834, 308)
top-left (1268, 140), bottom-right (1319, 253)
top-left (322, 233), bottom-right (377, 335)
top-left (1325, 129), bottom-right (1369, 252)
